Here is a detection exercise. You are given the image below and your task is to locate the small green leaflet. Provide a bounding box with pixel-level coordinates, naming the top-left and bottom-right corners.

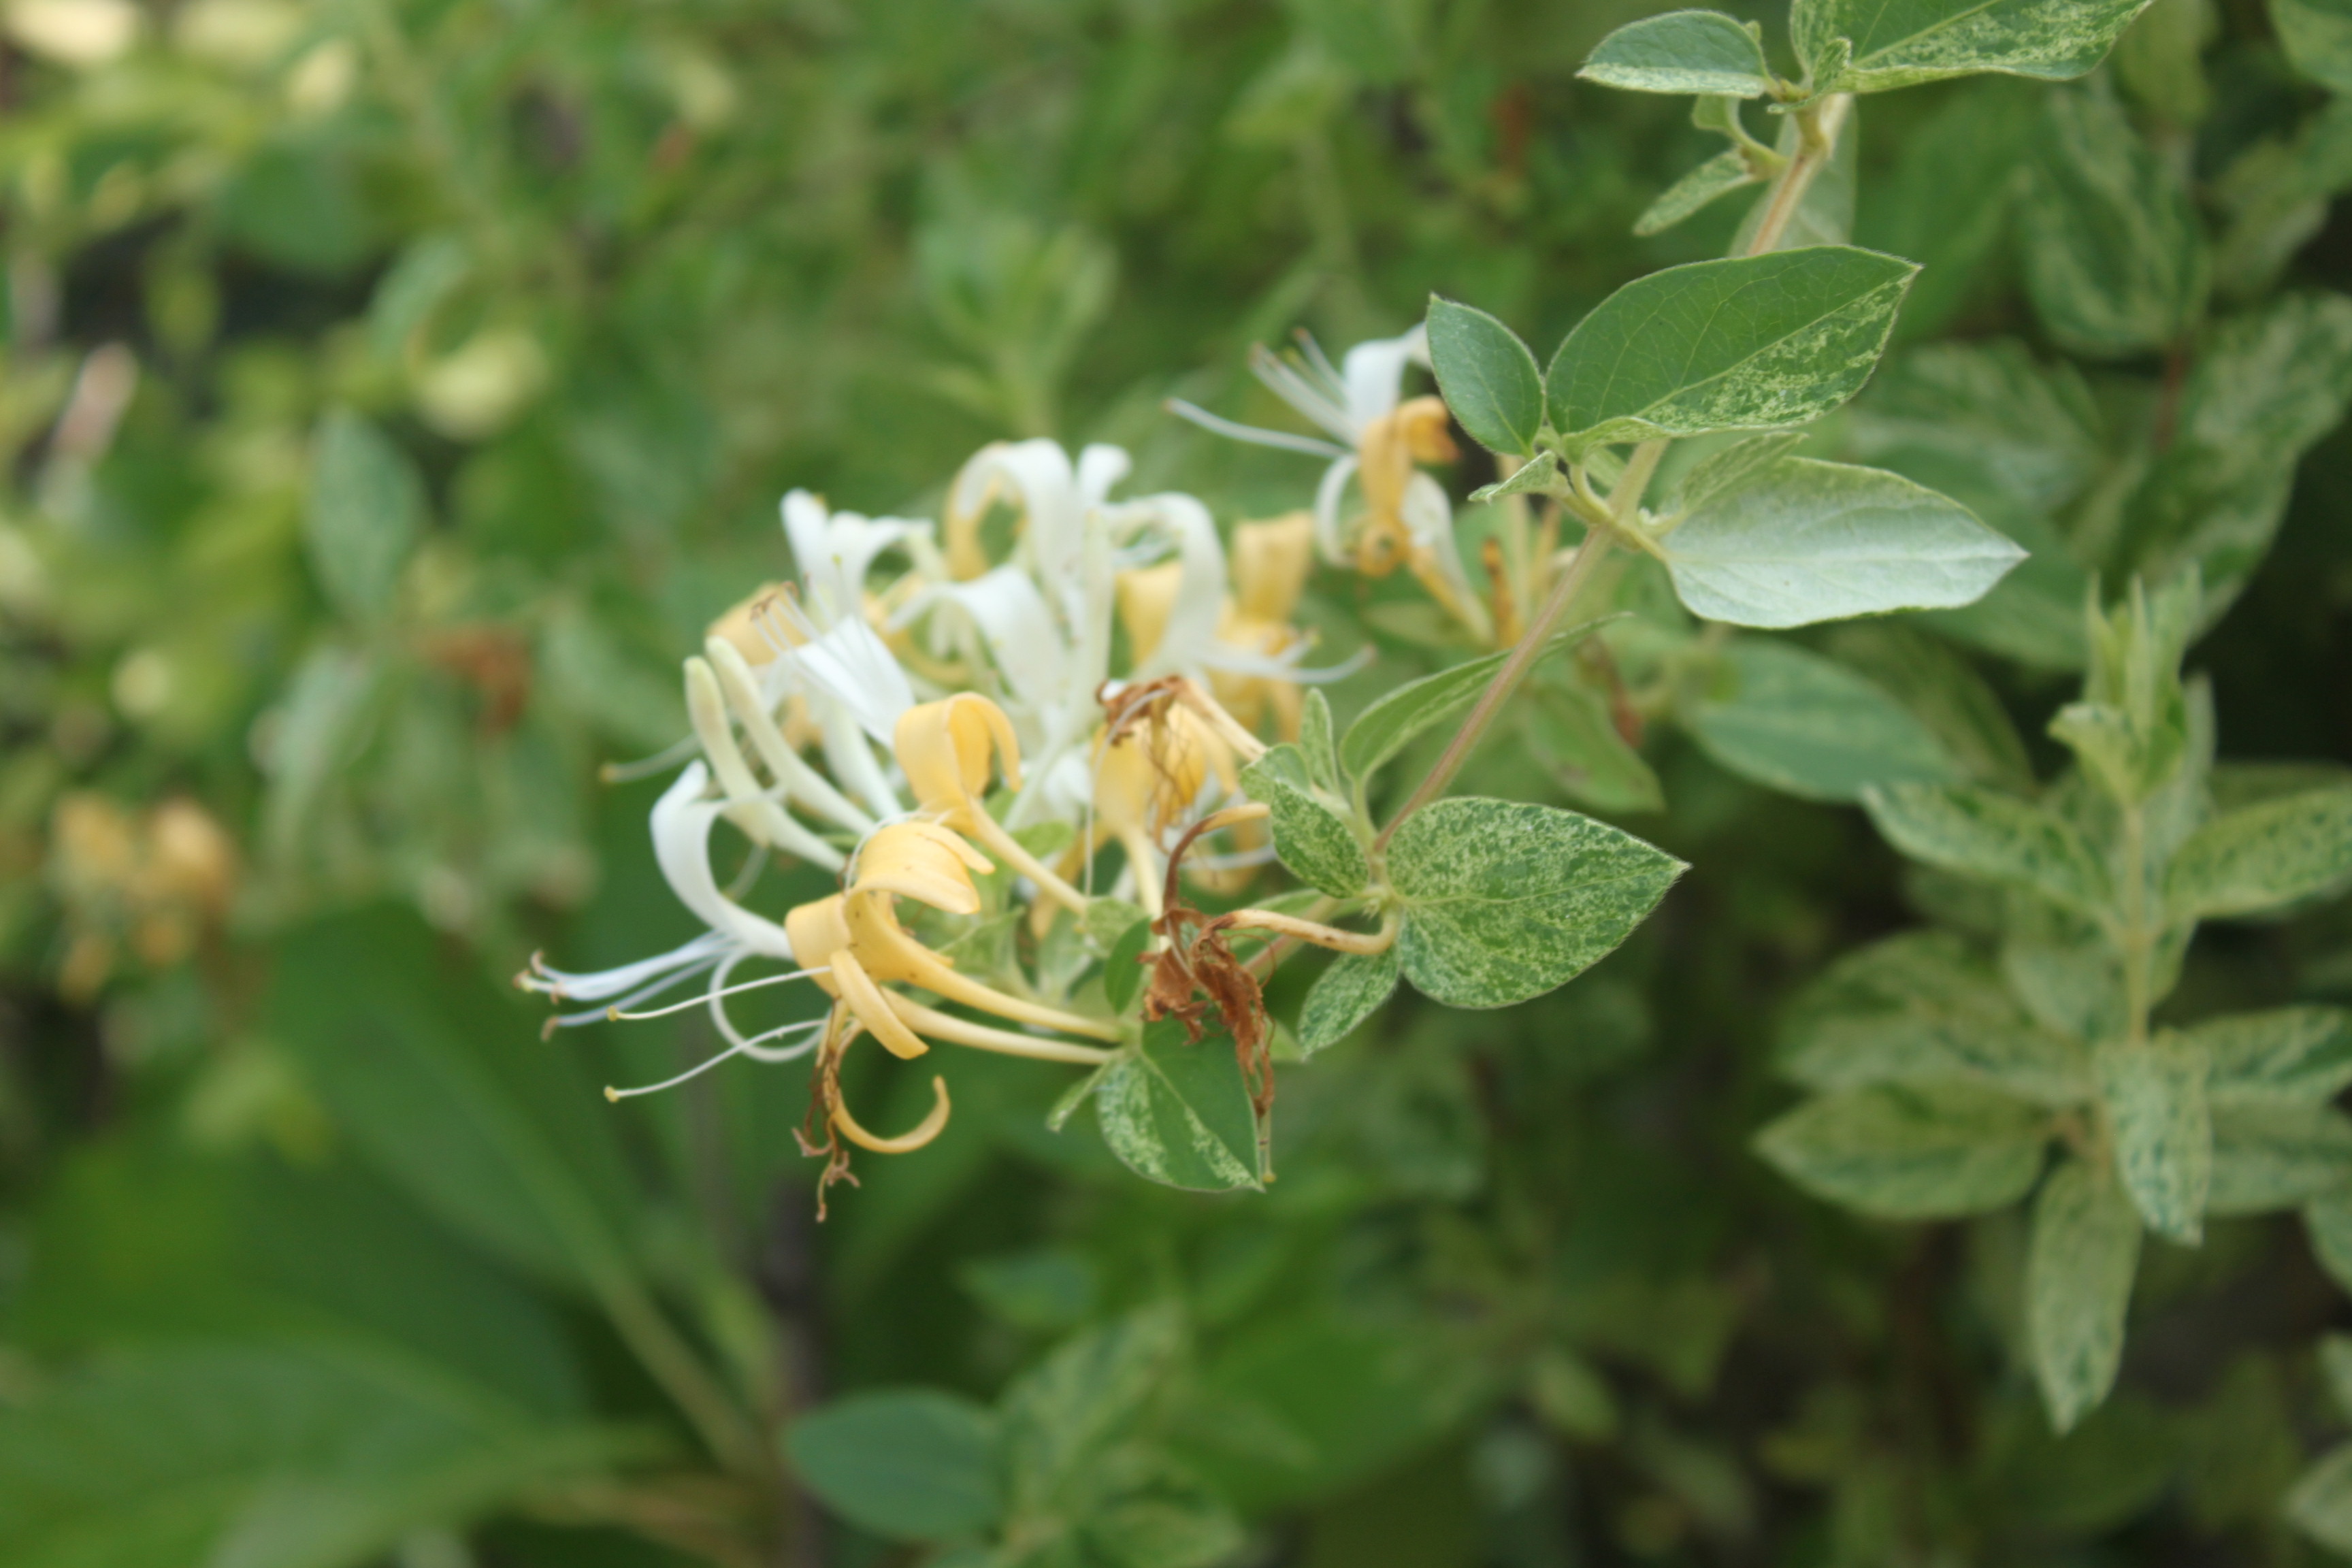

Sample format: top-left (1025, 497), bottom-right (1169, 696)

top-left (2189, 1008), bottom-right (2352, 1104)
top-left (1092, 1021), bottom-right (1264, 1192)
top-left (2027, 1157), bottom-right (2141, 1433)
top-left (1238, 745), bottom-right (1369, 898)
top-left (788, 1390), bottom-right (1001, 1542)
top-left (1426, 297), bottom-right (1544, 456)
top-left (1296, 945), bottom-right (1403, 1055)
top-left (1634, 149), bottom-right (1763, 238)
top-left (1337, 620), bottom-right (1601, 785)
top-left (1386, 798), bottom-right (1685, 1009)
top-left (1579, 10), bottom-right (1776, 96)
top-left (1753, 1081), bottom-right (2049, 1218)
top-left (1544, 248), bottom-right (1917, 451)
top-left (1861, 782), bottom-right (2109, 914)
top-left (1659, 459), bottom-right (2025, 629)
top-left (1298, 689), bottom-right (1341, 793)
top-left (1469, 451), bottom-right (1562, 504)
top-left (307, 408), bottom-right (426, 622)
top-left (2022, 84), bottom-right (2208, 359)
top-left (1793, 0), bottom-right (2159, 93)
top-left (2164, 786), bottom-right (2352, 918)
top-left (2206, 1101), bottom-right (2352, 1213)
top-left (1682, 636), bottom-right (1960, 803)
top-left (2095, 1038), bottom-right (2211, 1245)
top-left (2276, 0), bottom-right (2352, 94)
top-left (1101, 917), bottom-right (1152, 1015)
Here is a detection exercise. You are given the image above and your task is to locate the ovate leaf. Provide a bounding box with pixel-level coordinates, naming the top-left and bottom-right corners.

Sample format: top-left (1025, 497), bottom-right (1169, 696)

top-left (1093, 1022), bottom-right (1264, 1192)
top-left (2096, 1037), bottom-right (2212, 1244)
top-left (2028, 1157), bottom-right (2142, 1433)
top-left (2164, 786), bottom-right (2352, 919)
top-left (1426, 297), bottom-right (1544, 456)
top-left (1661, 459), bottom-right (2025, 629)
top-left (1580, 10), bottom-right (1776, 96)
top-left (2189, 1008), bottom-right (2352, 1105)
top-left (1239, 745), bottom-right (1369, 897)
top-left (1754, 1081), bottom-right (2049, 1218)
top-left (1861, 783), bottom-right (2108, 913)
top-left (1544, 248), bottom-right (1917, 450)
top-left (1682, 636), bottom-right (1960, 803)
top-left (1296, 945), bottom-right (1403, 1056)
top-left (1667, 431), bottom-right (1807, 515)
top-left (1388, 798), bottom-right (1685, 1009)
top-left (306, 408), bottom-right (426, 622)
top-left (1793, 0), bottom-right (2159, 93)
top-left (2206, 1102), bottom-right (2352, 1213)
top-left (787, 1390), bottom-right (1000, 1542)
top-left (2021, 84), bottom-right (2208, 359)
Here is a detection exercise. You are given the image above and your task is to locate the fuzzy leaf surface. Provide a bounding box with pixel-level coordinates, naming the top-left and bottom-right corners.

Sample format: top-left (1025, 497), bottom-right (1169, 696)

top-left (1239, 745), bottom-right (1368, 898)
top-left (1296, 946), bottom-right (1403, 1055)
top-left (1580, 10), bottom-right (1776, 96)
top-left (2206, 1102), bottom-right (2352, 1213)
top-left (1794, 0), bottom-right (2158, 92)
top-left (2165, 787), bottom-right (2352, 918)
top-left (1426, 297), bottom-right (1545, 455)
top-left (2189, 1008), bottom-right (2352, 1105)
top-left (2028, 1158), bottom-right (2142, 1433)
top-left (2097, 1037), bottom-right (2212, 1244)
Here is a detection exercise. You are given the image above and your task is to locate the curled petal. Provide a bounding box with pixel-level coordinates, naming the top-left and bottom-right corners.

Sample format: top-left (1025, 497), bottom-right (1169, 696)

top-left (829, 1062), bottom-right (952, 1153)
top-left (850, 821), bottom-right (992, 915)
top-left (896, 693), bottom-right (1024, 821)
top-left (785, 895), bottom-right (853, 994)
top-left (830, 947), bottom-right (930, 1060)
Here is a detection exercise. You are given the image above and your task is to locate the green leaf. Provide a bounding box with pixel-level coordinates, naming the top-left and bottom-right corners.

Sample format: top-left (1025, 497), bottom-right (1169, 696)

top-left (1777, 930), bottom-right (2092, 1105)
top-left (2021, 84), bottom-right (2208, 359)
top-left (1469, 450), bottom-right (1563, 503)
top-left (1793, 0), bottom-right (2159, 93)
top-left (1861, 783), bottom-right (2109, 914)
top-left (788, 1390), bottom-right (1000, 1542)
top-left (1544, 247), bottom-right (1917, 451)
top-left (1754, 1081), bottom-right (2049, 1218)
top-left (2189, 1009), bottom-right (2352, 1105)
top-left (1859, 82), bottom-right (2040, 339)
top-left (0, 1345), bottom-right (647, 1568)
top-left (1093, 1021), bottom-right (1264, 1192)
top-left (1661, 459), bottom-right (2025, 629)
top-left (1337, 621), bottom-right (1597, 785)
top-left (1102, 916), bottom-right (1154, 1015)
top-left (1387, 798), bottom-right (1685, 1008)
top-left (1239, 744), bottom-right (1369, 897)
top-left (1522, 682), bottom-right (1665, 814)
top-left (2273, 0), bottom-right (2352, 93)
top-left (2027, 1158), bottom-right (2142, 1433)
top-left (306, 408), bottom-right (426, 622)
top-left (2287, 1443), bottom-right (2352, 1556)
top-left (1298, 688), bottom-right (1341, 793)
top-left (2207, 1102), bottom-right (2352, 1213)
top-left (1296, 945), bottom-right (1402, 1055)
top-left (2305, 1189), bottom-right (2352, 1295)
top-left (2096, 1037), bottom-right (2212, 1244)
top-left (1667, 431), bottom-right (1807, 516)
top-left (1823, 623), bottom-right (2036, 792)
top-left (1847, 339), bottom-right (2104, 519)
top-left (1426, 297), bottom-right (1545, 456)
top-left (1634, 148), bottom-right (1765, 238)
top-left (2164, 787), bottom-right (2352, 919)
top-left (1682, 636), bottom-right (1960, 804)
top-left (2121, 294), bottom-right (2352, 616)
top-left (1000, 1305), bottom-right (1186, 1519)
top-left (1579, 10), bottom-right (1776, 96)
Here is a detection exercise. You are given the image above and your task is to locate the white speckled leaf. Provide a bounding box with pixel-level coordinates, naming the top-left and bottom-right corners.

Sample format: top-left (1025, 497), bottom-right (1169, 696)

top-left (2207, 1101), bottom-right (2352, 1214)
top-left (1580, 10), bottom-right (1776, 96)
top-left (1861, 782), bottom-right (2109, 913)
top-left (1661, 459), bottom-right (2026, 629)
top-left (1388, 798), bottom-right (1685, 1009)
top-left (2190, 1008), bottom-right (2352, 1105)
top-left (2096, 1037), bottom-right (2211, 1244)
top-left (1296, 945), bottom-right (1403, 1055)
top-left (2166, 786), bottom-right (2352, 919)
top-left (1239, 745), bottom-right (1369, 898)
top-left (2027, 1156), bottom-right (2141, 1433)
top-left (1544, 248), bottom-right (1917, 451)
top-left (1683, 636), bottom-right (1961, 802)
top-left (1793, 0), bottom-right (2156, 93)
top-left (1754, 1081), bottom-right (2050, 1218)
top-left (1092, 1022), bottom-right (1263, 1192)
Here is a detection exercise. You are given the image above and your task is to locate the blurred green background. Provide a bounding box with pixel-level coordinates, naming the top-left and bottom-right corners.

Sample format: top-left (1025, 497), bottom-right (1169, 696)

top-left (6, 0), bottom-right (2352, 1565)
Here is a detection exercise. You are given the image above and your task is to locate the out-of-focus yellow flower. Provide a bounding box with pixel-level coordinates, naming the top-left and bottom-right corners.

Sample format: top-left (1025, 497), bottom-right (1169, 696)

top-left (896, 693), bottom-right (1088, 911)
top-left (1352, 395), bottom-right (1457, 575)
top-left (47, 793), bottom-right (239, 1000)
top-left (1213, 512), bottom-right (1315, 738)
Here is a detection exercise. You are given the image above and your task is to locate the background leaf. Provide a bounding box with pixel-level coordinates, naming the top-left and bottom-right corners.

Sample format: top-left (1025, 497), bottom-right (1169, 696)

top-left (788, 1390), bottom-right (1000, 1542)
top-left (2028, 1158), bottom-right (2142, 1433)
top-left (1579, 10), bottom-right (1776, 96)
top-left (1754, 1081), bottom-right (2050, 1218)
top-left (1681, 636), bottom-right (1961, 802)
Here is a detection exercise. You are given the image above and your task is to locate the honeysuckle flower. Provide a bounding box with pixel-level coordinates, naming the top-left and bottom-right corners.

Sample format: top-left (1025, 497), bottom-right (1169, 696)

top-left (895, 693), bottom-right (1090, 911)
top-left (780, 489), bottom-right (930, 628)
top-left (1167, 325), bottom-right (1490, 642)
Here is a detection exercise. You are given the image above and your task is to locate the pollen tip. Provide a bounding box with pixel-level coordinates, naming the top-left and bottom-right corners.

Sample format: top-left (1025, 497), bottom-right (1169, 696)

top-left (603, 1086), bottom-right (620, 1103)
top-left (605, 1005), bottom-right (621, 1022)
top-left (540, 1017), bottom-right (559, 1041)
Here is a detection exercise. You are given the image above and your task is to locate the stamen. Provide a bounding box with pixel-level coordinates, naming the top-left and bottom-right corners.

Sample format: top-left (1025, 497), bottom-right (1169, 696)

top-left (1294, 329), bottom-right (1345, 395)
top-left (542, 956), bottom-right (725, 1032)
top-left (1249, 344), bottom-right (1354, 436)
top-left (1162, 399), bottom-right (1349, 460)
top-left (519, 931), bottom-right (731, 1000)
top-left (600, 735), bottom-right (700, 783)
top-left (605, 965), bottom-right (832, 1022)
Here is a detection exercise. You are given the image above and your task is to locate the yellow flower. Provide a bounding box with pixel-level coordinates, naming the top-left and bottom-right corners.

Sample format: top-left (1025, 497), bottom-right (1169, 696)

top-left (1212, 512), bottom-right (1316, 738)
top-left (895, 693), bottom-right (1089, 911)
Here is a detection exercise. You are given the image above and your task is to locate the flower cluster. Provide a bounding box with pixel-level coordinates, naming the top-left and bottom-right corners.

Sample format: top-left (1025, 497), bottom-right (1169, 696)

top-left (523, 335), bottom-right (1472, 1205)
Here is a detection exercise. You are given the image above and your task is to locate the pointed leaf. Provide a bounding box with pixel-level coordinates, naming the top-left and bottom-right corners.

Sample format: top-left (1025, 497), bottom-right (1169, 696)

top-left (2189, 1008), bottom-right (2352, 1105)
top-left (1426, 297), bottom-right (1545, 456)
top-left (1755, 1081), bottom-right (2048, 1218)
top-left (1239, 744), bottom-right (1369, 897)
top-left (1580, 10), bottom-right (1776, 96)
top-left (1862, 782), bottom-right (2109, 913)
top-left (1634, 148), bottom-right (1765, 237)
top-left (1793, 0), bottom-right (2158, 93)
top-left (306, 408), bottom-right (426, 622)
top-left (1388, 798), bottom-right (1685, 1009)
top-left (1661, 458), bottom-right (2025, 629)
top-left (1337, 621), bottom-right (1598, 784)
top-left (1296, 945), bottom-right (1403, 1055)
top-left (2207, 1102), bottom-right (2352, 1213)
top-left (1544, 247), bottom-right (1918, 450)
top-left (1093, 1021), bottom-right (1264, 1192)
top-left (2165, 786), bottom-right (2352, 919)
top-left (1298, 689), bottom-right (1341, 793)
top-left (2028, 1157), bottom-right (2142, 1433)
top-left (1683, 636), bottom-right (1960, 802)
top-left (2096, 1037), bottom-right (2211, 1244)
